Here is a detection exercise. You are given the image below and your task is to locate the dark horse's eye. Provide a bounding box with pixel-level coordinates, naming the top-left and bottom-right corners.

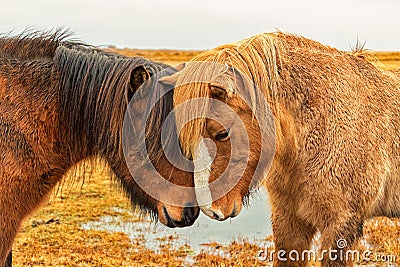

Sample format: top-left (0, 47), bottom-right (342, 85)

top-left (215, 128), bottom-right (230, 141)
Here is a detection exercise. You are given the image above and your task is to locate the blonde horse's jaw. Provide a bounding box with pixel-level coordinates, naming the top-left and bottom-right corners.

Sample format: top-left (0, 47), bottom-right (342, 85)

top-left (193, 139), bottom-right (237, 221)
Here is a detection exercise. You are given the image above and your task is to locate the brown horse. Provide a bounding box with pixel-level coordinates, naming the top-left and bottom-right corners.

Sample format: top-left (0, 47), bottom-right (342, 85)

top-left (0, 31), bottom-right (198, 266)
top-left (160, 32), bottom-right (400, 266)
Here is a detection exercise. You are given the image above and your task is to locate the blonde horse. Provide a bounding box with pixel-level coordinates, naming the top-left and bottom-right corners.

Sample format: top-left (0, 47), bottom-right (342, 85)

top-left (160, 32), bottom-right (400, 266)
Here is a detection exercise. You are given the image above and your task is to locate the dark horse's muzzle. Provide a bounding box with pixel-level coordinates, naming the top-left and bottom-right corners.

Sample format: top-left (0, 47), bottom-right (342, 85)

top-left (159, 202), bottom-right (200, 228)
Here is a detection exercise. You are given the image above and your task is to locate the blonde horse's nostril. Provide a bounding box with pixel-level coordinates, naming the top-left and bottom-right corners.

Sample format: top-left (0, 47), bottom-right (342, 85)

top-left (201, 207), bottom-right (225, 221)
top-left (230, 202), bottom-right (238, 217)
top-left (211, 211), bottom-right (220, 220)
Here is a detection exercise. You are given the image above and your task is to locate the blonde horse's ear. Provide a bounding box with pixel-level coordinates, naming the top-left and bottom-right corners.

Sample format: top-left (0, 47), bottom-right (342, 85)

top-left (210, 66), bottom-right (246, 100)
top-left (174, 62), bottom-right (186, 71)
top-left (210, 82), bottom-right (231, 99)
top-left (210, 72), bottom-right (237, 100)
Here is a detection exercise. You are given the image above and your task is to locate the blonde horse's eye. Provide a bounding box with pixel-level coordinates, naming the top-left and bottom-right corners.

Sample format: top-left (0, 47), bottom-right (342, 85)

top-left (215, 128), bottom-right (230, 141)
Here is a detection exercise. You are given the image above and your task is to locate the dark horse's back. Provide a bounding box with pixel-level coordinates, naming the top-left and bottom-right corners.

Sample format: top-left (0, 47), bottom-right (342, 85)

top-left (0, 31), bottom-right (174, 267)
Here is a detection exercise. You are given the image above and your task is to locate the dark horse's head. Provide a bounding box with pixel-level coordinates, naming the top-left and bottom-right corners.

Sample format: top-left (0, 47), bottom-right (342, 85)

top-left (0, 30), bottom-right (199, 227)
top-left (53, 44), bottom-right (199, 227)
top-left (53, 45), bottom-right (199, 227)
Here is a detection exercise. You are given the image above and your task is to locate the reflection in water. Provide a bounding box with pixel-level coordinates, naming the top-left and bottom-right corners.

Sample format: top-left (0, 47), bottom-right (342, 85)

top-left (82, 189), bottom-right (272, 253)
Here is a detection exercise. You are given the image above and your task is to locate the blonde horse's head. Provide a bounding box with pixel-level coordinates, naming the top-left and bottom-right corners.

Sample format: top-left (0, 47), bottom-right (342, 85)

top-left (160, 35), bottom-right (279, 220)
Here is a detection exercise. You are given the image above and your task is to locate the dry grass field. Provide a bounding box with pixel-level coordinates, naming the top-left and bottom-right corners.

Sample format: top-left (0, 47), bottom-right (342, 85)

top-left (372, 51), bottom-right (400, 70)
top-left (107, 48), bottom-right (203, 66)
top-left (11, 49), bottom-right (400, 267)
top-left (108, 48), bottom-right (400, 71)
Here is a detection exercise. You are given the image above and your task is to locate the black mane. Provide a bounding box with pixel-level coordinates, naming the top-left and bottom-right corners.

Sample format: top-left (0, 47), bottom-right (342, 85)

top-left (0, 29), bottom-right (84, 61)
top-left (53, 45), bottom-right (170, 162)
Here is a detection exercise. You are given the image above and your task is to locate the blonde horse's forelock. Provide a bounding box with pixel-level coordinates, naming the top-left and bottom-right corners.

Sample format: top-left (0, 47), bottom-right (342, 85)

top-left (173, 81), bottom-right (211, 158)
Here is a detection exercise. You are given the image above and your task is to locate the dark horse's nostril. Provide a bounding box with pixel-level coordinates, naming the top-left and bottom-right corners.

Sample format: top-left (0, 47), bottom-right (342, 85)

top-left (162, 206), bottom-right (176, 228)
top-left (182, 202), bottom-right (200, 225)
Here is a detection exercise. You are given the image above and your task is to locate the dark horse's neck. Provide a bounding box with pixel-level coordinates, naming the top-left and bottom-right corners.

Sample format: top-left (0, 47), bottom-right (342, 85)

top-left (53, 46), bottom-right (167, 165)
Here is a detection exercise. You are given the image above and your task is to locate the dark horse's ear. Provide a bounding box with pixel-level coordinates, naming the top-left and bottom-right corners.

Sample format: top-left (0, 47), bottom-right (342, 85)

top-left (129, 65), bottom-right (150, 93)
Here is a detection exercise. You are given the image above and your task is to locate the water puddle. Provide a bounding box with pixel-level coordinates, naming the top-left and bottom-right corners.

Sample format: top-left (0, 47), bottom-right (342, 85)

top-left (81, 189), bottom-right (272, 253)
top-left (80, 190), bottom-right (396, 266)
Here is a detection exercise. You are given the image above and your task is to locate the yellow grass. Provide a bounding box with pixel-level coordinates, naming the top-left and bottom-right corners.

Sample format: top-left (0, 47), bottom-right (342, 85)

top-left (107, 48), bottom-right (203, 66)
top-left (371, 51), bottom-right (400, 70)
top-left (11, 49), bottom-right (400, 266)
top-left (109, 48), bottom-right (400, 71)
top-left (13, 163), bottom-right (189, 266)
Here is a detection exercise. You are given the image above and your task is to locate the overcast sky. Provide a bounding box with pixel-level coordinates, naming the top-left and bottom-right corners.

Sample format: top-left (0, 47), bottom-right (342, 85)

top-left (1, 0), bottom-right (399, 51)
